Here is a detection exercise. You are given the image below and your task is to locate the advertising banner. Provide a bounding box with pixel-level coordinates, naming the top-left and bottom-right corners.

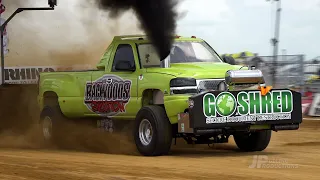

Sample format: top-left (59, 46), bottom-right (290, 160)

top-left (302, 98), bottom-right (313, 115)
top-left (189, 89), bottom-right (302, 128)
top-left (308, 93), bottom-right (320, 117)
top-left (2, 65), bottom-right (92, 84)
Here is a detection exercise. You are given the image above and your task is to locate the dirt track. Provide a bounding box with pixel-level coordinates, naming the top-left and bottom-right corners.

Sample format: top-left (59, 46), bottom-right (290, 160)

top-left (0, 120), bottom-right (319, 180)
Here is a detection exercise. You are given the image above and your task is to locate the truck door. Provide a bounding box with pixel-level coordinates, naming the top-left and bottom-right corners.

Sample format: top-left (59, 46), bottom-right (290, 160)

top-left (89, 43), bottom-right (140, 119)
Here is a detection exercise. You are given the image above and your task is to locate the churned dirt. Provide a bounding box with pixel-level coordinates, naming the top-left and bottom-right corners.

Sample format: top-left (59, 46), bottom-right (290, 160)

top-left (1, 1), bottom-right (319, 179)
top-left (0, 87), bottom-right (319, 180)
top-left (0, 118), bottom-right (319, 180)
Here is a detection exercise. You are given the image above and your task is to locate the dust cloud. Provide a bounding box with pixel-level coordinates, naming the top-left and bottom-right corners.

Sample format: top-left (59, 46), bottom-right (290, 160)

top-left (0, 0), bottom-right (189, 155)
top-left (3, 0), bottom-right (142, 67)
top-left (0, 0), bottom-right (142, 154)
top-left (0, 85), bottom-right (138, 155)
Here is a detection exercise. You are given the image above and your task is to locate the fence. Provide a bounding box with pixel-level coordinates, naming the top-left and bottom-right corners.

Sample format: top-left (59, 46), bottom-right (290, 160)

top-left (235, 55), bottom-right (320, 92)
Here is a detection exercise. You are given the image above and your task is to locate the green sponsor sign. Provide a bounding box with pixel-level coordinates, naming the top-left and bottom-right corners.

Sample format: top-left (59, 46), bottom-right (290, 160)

top-left (203, 90), bottom-right (293, 124)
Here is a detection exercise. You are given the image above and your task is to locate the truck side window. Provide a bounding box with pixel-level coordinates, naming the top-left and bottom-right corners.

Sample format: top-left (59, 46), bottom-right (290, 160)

top-left (112, 44), bottom-right (135, 72)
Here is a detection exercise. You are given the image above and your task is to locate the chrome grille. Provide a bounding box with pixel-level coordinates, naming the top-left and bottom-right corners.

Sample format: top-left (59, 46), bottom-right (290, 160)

top-left (197, 79), bottom-right (225, 91)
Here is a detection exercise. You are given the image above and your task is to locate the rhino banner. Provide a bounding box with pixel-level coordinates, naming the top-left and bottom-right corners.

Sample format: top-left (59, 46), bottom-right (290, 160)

top-left (188, 89), bottom-right (302, 128)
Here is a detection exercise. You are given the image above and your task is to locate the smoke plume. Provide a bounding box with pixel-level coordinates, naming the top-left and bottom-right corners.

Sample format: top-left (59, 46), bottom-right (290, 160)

top-left (2, 0), bottom-right (142, 67)
top-left (0, 0), bottom-right (141, 151)
top-left (94, 0), bottom-right (179, 60)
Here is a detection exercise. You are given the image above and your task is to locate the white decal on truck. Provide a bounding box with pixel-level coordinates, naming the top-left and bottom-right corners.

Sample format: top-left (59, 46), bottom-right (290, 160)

top-left (84, 75), bottom-right (132, 116)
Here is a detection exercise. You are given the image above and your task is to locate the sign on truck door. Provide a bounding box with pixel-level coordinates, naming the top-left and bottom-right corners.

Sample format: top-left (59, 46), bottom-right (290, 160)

top-left (89, 43), bottom-right (139, 118)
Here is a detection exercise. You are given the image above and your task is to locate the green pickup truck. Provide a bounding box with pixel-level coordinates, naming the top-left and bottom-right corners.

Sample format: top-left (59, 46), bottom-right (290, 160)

top-left (37, 35), bottom-right (303, 156)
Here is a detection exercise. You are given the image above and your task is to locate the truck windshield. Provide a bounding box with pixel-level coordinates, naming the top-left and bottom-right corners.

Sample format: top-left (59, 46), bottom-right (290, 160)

top-left (137, 41), bottom-right (222, 68)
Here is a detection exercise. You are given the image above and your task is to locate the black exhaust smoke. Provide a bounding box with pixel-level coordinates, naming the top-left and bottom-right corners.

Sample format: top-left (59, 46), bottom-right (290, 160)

top-left (94, 0), bottom-right (179, 60)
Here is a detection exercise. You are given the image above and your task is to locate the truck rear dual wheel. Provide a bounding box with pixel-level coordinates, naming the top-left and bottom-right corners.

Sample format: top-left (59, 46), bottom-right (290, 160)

top-left (233, 130), bottom-right (272, 152)
top-left (40, 105), bottom-right (69, 146)
top-left (134, 105), bottom-right (173, 156)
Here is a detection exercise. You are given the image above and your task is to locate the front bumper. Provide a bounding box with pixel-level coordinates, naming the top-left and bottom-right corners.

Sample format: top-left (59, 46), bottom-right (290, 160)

top-left (177, 89), bottom-right (302, 135)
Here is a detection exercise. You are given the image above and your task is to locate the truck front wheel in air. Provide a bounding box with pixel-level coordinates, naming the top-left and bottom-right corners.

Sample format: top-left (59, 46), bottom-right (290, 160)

top-left (233, 130), bottom-right (272, 152)
top-left (134, 105), bottom-right (173, 156)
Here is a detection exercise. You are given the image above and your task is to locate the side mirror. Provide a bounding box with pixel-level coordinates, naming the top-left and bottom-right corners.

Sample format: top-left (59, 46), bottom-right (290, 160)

top-left (222, 56), bottom-right (236, 65)
top-left (115, 60), bottom-right (135, 72)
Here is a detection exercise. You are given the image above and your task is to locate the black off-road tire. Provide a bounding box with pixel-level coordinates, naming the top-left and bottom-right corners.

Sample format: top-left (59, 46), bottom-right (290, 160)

top-left (233, 130), bottom-right (272, 152)
top-left (40, 104), bottom-right (70, 146)
top-left (134, 105), bottom-right (173, 156)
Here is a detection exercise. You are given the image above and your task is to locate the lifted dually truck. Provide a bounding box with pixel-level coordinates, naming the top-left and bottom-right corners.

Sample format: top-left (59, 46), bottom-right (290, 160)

top-left (38, 35), bottom-right (303, 156)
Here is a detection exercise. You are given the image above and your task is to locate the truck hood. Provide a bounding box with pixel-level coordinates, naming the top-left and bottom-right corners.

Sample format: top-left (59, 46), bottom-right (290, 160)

top-left (146, 62), bottom-right (243, 79)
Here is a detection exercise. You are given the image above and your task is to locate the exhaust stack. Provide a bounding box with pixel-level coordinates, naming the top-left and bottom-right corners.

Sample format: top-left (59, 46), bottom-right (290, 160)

top-left (225, 69), bottom-right (265, 85)
top-left (160, 53), bottom-right (171, 68)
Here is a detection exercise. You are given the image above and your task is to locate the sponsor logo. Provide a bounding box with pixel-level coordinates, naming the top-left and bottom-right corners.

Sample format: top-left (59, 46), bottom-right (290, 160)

top-left (203, 90), bottom-right (293, 124)
top-left (84, 75), bottom-right (132, 116)
top-left (4, 67), bottom-right (55, 84)
top-left (1, 65), bottom-right (91, 85)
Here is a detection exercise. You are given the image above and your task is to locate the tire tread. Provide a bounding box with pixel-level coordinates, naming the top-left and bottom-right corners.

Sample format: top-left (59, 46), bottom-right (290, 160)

top-left (134, 105), bottom-right (172, 156)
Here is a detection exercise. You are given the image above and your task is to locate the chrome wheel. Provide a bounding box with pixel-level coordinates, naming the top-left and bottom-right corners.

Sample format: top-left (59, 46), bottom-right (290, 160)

top-left (139, 119), bottom-right (153, 146)
top-left (42, 116), bottom-right (53, 140)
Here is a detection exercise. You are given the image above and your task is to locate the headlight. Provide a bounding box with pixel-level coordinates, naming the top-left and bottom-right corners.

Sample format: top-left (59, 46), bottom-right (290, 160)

top-left (170, 78), bottom-right (197, 94)
top-left (170, 78), bottom-right (197, 87)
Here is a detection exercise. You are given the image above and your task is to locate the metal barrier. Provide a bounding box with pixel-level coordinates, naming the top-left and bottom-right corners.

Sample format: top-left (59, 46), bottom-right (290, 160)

top-left (235, 55), bottom-right (320, 92)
